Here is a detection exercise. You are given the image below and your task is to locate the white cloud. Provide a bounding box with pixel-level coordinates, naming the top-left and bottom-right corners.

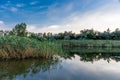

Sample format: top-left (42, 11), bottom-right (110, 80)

top-left (16, 4), bottom-right (24, 7)
top-left (27, 6), bottom-right (120, 33)
top-left (62, 1), bottom-right (120, 32)
top-left (0, 21), bottom-right (9, 30)
top-left (44, 0), bottom-right (120, 33)
top-left (10, 7), bottom-right (18, 12)
top-left (40, 25), bottom-right (60, 33)
top-left (39, 6), bottom-right (48, 9)
top-left (0, 5), bottom-right (7, 9)
top-left (61, 13), bottom-right (120, 33)
top-left (0, 21), bottom-right (14, 30)
top-left (27, 25), bottom-right (36, 32)
top-left (0, 4), bottom-right (18, 12)
top-left (27, 25), bottom-right (60, 33)
top-left (0, 21), bottom-right (4, 26)
top-left (30, 1), bottom-right (38, 5)
top-left (26, 0), bottom-right (120, 33)
top-left (47, 2), bottom-right (74, 20)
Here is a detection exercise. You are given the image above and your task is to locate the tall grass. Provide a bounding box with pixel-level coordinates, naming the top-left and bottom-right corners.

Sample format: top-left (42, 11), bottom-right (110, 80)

top-left (60, 40), bottom-right (120, 48)
top-left (0, 36), bottom-right (61, 60)
top-left (1, 37), bottom-right (120, 60)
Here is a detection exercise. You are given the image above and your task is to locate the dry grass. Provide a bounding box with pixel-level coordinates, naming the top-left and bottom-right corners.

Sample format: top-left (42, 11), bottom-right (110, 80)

top-left (0, 36), bottom-right (60, 60)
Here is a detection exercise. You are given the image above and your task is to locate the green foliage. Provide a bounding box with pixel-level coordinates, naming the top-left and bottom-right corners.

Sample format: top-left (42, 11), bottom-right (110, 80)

top-left (61, 40), bottom-right (120, 48)
top-left (0, 36), bottom-right (61, 60)
top-left (12, 23), bottom-right (27, 37)
top-left (2, 23), bottom-right (120, 41)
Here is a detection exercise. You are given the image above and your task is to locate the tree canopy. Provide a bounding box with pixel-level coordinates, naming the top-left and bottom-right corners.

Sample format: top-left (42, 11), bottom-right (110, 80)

top-left (1, 23), bottom-right (120, 41)
top-left (12, 23), bottom-right (27, 36)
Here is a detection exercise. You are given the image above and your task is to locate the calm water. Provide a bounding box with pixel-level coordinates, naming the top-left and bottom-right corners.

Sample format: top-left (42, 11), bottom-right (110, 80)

top-left (1, 49), bottom-right (120, 80)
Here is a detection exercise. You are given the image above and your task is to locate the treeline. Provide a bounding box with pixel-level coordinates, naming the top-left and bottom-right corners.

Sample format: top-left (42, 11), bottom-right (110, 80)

top-left (1, 23), bottom-right (120, 40)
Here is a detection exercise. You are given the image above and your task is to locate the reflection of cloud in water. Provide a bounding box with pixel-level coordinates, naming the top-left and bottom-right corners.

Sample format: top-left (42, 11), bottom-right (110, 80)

top-left (0, 59), bottom-right (59, 80)
top-left (60, 54), bottom-right (120, 80)
top-left (0, 53), bottom-right (120, 80)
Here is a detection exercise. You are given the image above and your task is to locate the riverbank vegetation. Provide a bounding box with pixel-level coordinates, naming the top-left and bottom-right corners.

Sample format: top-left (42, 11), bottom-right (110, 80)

top-left (61, 40), bottom-right (120, 48)
top-left (1, 23), bottom-right (120, 60)
top-left (0, 36), bottom-right (61, 60)
top-left (1, 23), bottom-right (120, 41)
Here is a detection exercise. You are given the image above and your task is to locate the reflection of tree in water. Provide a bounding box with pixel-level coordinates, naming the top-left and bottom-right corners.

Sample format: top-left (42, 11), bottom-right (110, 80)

top-left (62, 46), bottom-right (120, 63)
top-left (78, 53), bottom-right (120, 63)
top-left (63, 52), bottom-right (120, 63)
top-left (0, 59), bottom-right (59, 80)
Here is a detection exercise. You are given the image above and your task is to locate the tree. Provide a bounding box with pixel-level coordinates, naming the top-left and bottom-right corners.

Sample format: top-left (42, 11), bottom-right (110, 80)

top-left (111, 28), bottom-right (120, 40)
top-left (12, 23), bottom-right (27, 36)
top-left (0, 30), bottom-right (4, 36)
top-left (29, 32), bottom-right (36, 38)
top-left (80, 29), bottom-right (97, 39)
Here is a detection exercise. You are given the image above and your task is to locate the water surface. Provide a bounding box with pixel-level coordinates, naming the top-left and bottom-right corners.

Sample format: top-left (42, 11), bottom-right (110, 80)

top-left (1, 49), bottom-right (120, 80)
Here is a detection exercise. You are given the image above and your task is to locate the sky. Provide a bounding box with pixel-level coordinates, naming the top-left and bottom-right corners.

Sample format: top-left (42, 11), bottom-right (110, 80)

top-left (0, 0), bottom-right (120, 33)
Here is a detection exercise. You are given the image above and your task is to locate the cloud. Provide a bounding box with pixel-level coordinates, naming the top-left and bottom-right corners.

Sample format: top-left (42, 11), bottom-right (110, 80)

top-left (62, 0), bottom-right (120, 32)
top-left (30, 1), bottom-right (38, 5)
top-left (27, 9), bottom-right (120, 33)
top-left (0, 4), bottom-right (18, 12)
top-left (0, 21), bottom-right (10, 30)
top-left (27, 25), bottom-right (36, 32)
top-left (0, 21), bottom-right (4, 26)
top-left (1, 0), bottom-right (120, 33)
top-left (47, 2), bottom-right (74, 20)
top-left (27, 25), bottom-right (60, 33)
top-left (0, 21), bottom-right (15, 30)
top-left (10, 7), bottom-right (18, 12)
top-left (0, 5), bottom-right (7, 9)
top-left (26, 0), bottom-right (120, 33)
top-left (39, 6), bottom-right (48, 9)
top-left (16, 4), bottom-right (24, 7)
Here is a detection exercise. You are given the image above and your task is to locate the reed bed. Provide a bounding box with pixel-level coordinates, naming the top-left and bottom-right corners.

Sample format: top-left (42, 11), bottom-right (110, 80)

top-left (0, 36), bottom-right (60, 60)
top-left (61, 40), bottom-right (120, 48)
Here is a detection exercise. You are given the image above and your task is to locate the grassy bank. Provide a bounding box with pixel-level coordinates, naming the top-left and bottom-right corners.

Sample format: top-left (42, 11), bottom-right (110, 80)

top-left (1, 37), bottom-right (120, 60)
top-left (61, 40), bottom-right (120, 48)
top-left (0, 36), bottom-right (61, 60)
top-left (59, 40), bottom-right (120, 54)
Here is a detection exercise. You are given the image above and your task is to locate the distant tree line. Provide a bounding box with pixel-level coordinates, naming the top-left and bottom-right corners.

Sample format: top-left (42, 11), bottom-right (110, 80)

top-left (1, 23), bottom-right (120, 40)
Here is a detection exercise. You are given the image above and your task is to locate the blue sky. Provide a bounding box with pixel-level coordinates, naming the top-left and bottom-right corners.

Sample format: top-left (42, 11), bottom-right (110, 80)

top-left (0, 0), bottom-right (120, 33)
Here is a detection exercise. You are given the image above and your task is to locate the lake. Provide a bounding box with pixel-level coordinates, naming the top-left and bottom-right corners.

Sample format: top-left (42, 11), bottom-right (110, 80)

top-left (1, 48), bottom-right (120, 80)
